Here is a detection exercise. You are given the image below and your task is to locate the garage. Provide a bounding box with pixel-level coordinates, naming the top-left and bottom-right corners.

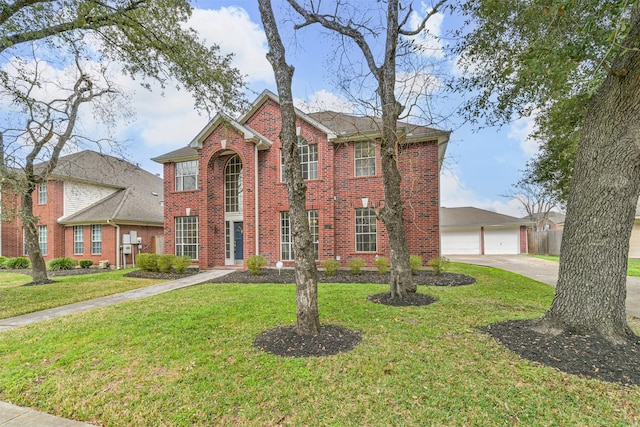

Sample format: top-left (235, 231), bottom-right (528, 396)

top-left (629, 219), bottom-right (640, 258)
top-left (440, 207), bottom-right (532, 255)
top-left (441, 228), bottom-right (481, 254)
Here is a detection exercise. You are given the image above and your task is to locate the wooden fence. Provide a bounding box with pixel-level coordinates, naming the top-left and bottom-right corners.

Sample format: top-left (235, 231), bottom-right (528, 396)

top-left (528, 230), bottom-right (563, 255)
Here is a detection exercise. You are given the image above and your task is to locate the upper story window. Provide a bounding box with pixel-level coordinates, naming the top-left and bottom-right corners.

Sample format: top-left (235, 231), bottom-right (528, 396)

top-left (281, 136), bottom-right (318, 181)
top-left (225, 155), bottom-right (243, 213)
top-left (37, 182), bottom-right (48, 204)
top-left (354, 140), bottom-right (376, 177)
top-left (175, 160), bottom-right (198, 191)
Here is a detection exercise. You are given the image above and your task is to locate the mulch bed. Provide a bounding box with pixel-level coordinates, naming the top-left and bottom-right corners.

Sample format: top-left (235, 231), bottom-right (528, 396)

top-left (486, 319), bottom-right (640, 386)
top-left (367, 292), bottom-right (437, 307)
top-left (254, 325), bottom-right (362, 357)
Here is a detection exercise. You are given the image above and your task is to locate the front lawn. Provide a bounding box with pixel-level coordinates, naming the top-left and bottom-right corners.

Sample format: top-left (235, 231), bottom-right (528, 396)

top-left (0, 269), bottom-right (166, 319)
top-left (530, 255), bottom-right (640, 277)
top-left (0, 264), bottom-right (638, 426)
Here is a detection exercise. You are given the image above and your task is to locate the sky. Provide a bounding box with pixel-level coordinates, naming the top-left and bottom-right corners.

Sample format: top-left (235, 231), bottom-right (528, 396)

top-left (3, 1), bottom-right (541, 218)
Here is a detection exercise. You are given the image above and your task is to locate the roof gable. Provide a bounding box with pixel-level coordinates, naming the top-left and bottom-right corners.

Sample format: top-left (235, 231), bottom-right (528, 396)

top-left (441, 207), bottom-right (533, 228)
top-left (188, 112), bottom-right (272, 151)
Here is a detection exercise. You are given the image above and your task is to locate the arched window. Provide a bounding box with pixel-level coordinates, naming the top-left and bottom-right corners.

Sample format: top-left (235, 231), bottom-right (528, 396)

top-left (225, 154), bottom-right (243, 213)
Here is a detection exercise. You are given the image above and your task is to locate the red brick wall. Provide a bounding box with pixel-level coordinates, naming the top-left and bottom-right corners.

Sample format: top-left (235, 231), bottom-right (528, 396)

top-left (520, 225), bottom-right (528, 254)
top-left (161, 97), bottom-right (442, 269)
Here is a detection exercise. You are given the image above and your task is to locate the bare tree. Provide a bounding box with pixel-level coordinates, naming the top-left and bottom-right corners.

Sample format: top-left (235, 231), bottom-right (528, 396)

top-left (258, 0), bottom-right (320, 335)
top-left (287, 0), bottom-right (448, 299)
top-left (504, 180), bottom-right (562, 231)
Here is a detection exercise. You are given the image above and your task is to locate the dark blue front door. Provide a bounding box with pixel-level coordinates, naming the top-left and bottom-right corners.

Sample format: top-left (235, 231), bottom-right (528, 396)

top-left (234, 222), bottom-right (244, 261)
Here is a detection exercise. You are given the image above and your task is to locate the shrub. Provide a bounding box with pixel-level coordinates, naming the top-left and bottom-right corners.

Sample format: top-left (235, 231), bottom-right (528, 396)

top-left (48, 257), bottom-right (76, 271)
top-left (136, 253), bottom-right (159, 272)
top-left (247, 255), bottom-right (268, 275)
top-left (322, 258), bottom-right (340, 276)
top-left (0, 256), bottom-right (7, 269)
top-left (157, 254), bottom-right (176, 273)
top-left (348, 258), bottom-right (366, 275)
top-left (172, 256), bottom-right (192, 274)
top-left (79, 260), bottom-right (93, 269)
top-left (374, 256), bottom-right (390, 274)
top-left (5, 257), bottom-right (30, 269)
top-left (429, 256), bottom-right (450, 276)
top-left (409, 255), bottom-right (423, 275)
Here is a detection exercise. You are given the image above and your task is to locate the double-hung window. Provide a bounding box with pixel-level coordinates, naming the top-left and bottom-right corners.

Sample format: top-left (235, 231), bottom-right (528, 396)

top-left (281, 137), bottom-right (318, 181)
top-left (38, 225), bottom-right (47, 255)
top-left (91, 225), bottom-right (102, 254)
top-left (37, 182), bottom-right (48, 204)
top-left (175, 160), bottom-right (198, 191)
top-left (175, 216), bottom-right (199, 259)
top-left (280, 210), bottom-right (319, 260)
top-left (74, 225), bottom-right (84, 254)
top-left (355, 208), bottom-right (377, 252)
top-left (354, 141), bottom-right (376, 177)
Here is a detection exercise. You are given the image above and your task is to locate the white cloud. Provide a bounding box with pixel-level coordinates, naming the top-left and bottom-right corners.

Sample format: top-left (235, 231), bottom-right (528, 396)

top-left (295, 89), bottom-right (356, 113)
top-left (407, 4), bottom-right (445, 58)
top-left (508, 115), bottom-right (539, 158)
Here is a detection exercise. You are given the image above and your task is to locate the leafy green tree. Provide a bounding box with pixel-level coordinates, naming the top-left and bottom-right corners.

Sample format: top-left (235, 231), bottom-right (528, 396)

top-left (455, 0), bottom-right (640, 343)
top-left (0, 0), bottom-right (244, 283)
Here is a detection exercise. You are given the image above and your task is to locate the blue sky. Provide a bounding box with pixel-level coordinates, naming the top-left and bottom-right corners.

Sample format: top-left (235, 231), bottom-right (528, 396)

top-left (3, 1), bottom-right (540, 217)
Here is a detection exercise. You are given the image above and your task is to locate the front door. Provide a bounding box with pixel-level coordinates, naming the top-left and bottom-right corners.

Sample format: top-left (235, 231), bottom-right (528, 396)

top-left (234, 221), bottom-right (244, 262)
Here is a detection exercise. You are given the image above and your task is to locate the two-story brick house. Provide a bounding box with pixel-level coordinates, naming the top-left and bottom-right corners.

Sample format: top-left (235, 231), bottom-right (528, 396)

top-left (0, 150), bottom-right (164, 268)
top-left (152, 90), bottom-right (450, 269)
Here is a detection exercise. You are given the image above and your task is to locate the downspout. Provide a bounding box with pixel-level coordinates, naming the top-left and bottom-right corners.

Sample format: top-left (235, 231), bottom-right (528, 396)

top-left (255, 144), bottom-right (260, 255)
top-left (107, 219), bottom-right (120, 269)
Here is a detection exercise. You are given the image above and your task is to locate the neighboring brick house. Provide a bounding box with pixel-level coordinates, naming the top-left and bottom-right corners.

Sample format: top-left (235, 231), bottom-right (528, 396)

top-left (0, 150), bottom-right (164, 269)
top-left (152, 90), bottom-right (450, 269)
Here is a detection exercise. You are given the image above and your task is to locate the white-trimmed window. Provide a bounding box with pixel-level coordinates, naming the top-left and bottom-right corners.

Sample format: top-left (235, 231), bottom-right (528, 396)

top-left (74, 226), bottom-right (84, 254)
top-left (355, 141), bottom-right (376, 177)
top-left (175, 160), bottom-right (198, 191)
top-left (225, 155), bottom-right (243, 213)
top-left (280, 210), bottom-right (319, 260)
top-left (281, 137), bottom-right (318, 181)
top-left (37, 182), bottom-right (48, 204)
top-left (175, 216), bottom-right (199, 259)
top-left (91, 225), bottom-right (102, 254)
top-left (355, 208), bottom-right (377, 252)
top-left (38, 225), bottom-right (47, 255)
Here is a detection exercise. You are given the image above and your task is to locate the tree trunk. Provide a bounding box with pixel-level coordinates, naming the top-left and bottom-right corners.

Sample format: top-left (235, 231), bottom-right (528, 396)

top-left (21, 188), bottom-right (49, 283)
top-left (537, 9), bottom-right (640, 344)
top-left (258, 0), bottom-right (320, 336)
top-left (378, 0), bottom-right (415, 298)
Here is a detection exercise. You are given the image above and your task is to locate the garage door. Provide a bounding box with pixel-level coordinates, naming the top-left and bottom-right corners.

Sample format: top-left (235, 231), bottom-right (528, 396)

top-left (629, 220), bottom-right (640, 258)
top-left (441, 229), bottom-right (481, 255)
top-left (484, 227), bottom-right (520, 255)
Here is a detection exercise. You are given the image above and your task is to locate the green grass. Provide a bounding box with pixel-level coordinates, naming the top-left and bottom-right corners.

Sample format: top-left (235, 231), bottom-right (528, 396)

top-left (0, 263), bottom-right (638, 426)
top-left (0, 269), bottom-right (165, 319)
top-left (530, 255), bottom-right (640, 277)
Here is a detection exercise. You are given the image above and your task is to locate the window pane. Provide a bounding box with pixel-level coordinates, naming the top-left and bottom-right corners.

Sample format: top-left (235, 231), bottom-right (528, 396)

top-left (175, 216), bottom-right (198, 260)
top-left (175, 160), bottom-right (198, 191)
top-left (74, 225), bottom-right (84, 254)
top-left (280, 212), bottom-right (292, 260)
top-left (91, 225), bottom-right (102, 254)
top-left (355, 141), bottom-right (376, 177)
top-left (225, 155), bottom-right (243, 213)
top-left (355, 208), bottom-right (377, 252)
top-left (38, 225), bottom-right (47, 255)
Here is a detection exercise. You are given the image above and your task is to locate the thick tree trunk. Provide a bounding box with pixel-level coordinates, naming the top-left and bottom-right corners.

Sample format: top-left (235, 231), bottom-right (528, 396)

top-left (537, 9), bottom-right (640, 344)
top-left (378, 0), bottom-right (415, 298)
top-left (259, 0), bottom-right (320, 336)
top-left (21, 189), bottom-right (49, 283)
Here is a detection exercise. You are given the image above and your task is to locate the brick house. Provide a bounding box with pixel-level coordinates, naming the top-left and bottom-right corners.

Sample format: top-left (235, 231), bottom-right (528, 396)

top-left (0, 150), bottom-right (164, 269)
top-left (152, 90), bottom-right (450, 269)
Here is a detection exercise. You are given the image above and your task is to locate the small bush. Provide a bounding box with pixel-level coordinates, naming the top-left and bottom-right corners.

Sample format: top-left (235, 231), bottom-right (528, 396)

top-left (48, 257), bottom-right (76, 271)
top-left (136, 253), bottom-right (159, 272)
top-left (374, 256), bottom-right (390, 274)
top-left (0, 256), bottom-right (7, 269)
top-left (79, 260), bottom-right (93, 269)
top-left (5, 257), bottom-right (30, 269)
top-left (157, 254), bottom-right (176, 273)
top-left (322, 258), bottom-right (340, 276)
top-left (247, 255), bottom-right (268, 275)
top-left (348, 258), bottom-right (366, 275)
top-left (409, 255), bottom-right (423, 275)
top-left (429, 256), bottom-right (450, 276)
top-left (172, 256), bottom-right (192, 274)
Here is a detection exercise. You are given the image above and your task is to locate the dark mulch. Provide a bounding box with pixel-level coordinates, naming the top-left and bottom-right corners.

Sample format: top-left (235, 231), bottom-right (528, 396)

top-left (254, 324), bottom-right (361, 357)
top-left (124, 269), bottom-right (200, 281)
top-left (368, 292), bottom-right (437, 307)
top-left (486, 319), bottom-right (640, 386)
top-left (206, 268), bottom-right (476, 286)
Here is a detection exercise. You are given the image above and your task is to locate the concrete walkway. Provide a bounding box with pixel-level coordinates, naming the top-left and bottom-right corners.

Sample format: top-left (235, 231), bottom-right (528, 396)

top-left (0, 269), bottom-right (233, 426)
top-left (448, 254), bottom-right (640, 318)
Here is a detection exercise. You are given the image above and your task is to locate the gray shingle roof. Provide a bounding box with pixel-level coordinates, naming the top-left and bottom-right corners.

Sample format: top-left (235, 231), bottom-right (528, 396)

top-left (39, 150), bottom-right (164, 225)
top-left (440, 207), bottom-right (533, 228)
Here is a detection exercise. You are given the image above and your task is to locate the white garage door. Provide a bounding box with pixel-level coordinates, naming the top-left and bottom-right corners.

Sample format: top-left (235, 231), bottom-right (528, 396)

top-left (629, 220), bottom-right (640, 258)
top-left (484, 227), bottom-right (520, 255)
top-left (441, 229), bottom-right (481, 255)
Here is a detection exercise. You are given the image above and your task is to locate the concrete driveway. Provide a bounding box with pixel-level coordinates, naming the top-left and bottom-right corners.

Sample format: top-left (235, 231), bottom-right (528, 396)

top-left (447, 255), bottom-right (640, 319)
